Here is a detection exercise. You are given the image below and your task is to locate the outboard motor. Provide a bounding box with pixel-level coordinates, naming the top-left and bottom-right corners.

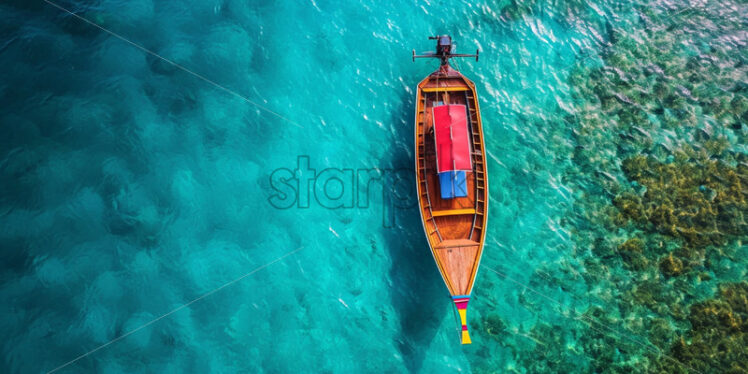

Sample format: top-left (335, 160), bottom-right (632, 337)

top-left (432, 35), bottom-right (453, 55)
top-left (413, 35), bottom-right (479, 65)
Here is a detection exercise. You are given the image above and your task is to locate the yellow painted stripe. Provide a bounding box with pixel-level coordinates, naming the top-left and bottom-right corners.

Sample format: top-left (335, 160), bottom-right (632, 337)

top-left (432, 208), bottom-right (476, 217)
top-left (461, 330), bottom-right (472, 344)
top-left (422, 86), bottom-right (470, 92)
top-left (458, 309), bottom-right (467, 325)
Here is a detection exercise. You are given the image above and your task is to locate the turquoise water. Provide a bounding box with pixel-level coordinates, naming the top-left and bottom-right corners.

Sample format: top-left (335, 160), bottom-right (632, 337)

top-left (1, 0), bottom-right (746, 373)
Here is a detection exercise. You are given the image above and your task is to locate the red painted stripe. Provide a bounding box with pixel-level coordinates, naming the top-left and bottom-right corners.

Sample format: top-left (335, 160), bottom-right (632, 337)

top-left (455, 301), bottom-right (469, 310)
top-left (462, 325), bottom-right (468, 331)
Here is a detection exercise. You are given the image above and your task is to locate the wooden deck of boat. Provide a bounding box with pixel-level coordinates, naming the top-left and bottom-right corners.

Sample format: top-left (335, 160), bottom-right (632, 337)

top-left (415, 68), bottom-right (488, 296)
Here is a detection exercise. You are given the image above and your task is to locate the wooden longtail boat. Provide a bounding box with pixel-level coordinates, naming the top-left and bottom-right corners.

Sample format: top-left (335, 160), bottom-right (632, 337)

top-left (412, 36), bottom-right (487, 345)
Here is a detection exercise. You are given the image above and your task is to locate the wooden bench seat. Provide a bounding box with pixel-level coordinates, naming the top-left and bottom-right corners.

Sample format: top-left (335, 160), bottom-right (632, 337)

top-left (422, 86), bottom-right (470, 92)
top-left (434, 239), bottom-right (480, 249)
top-left (431, 208), bottom-right (476, 217)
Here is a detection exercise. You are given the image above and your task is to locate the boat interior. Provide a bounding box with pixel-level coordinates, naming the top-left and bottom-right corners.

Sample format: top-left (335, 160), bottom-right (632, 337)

top-left (416, 73), bottom-right (487, 295)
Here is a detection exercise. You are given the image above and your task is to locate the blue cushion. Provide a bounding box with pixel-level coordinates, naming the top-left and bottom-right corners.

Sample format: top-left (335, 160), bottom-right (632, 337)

top-left (439, 172), bottom-right (453, 199)
top-left (439, 171), bottom-right (468, 199)
top-left (453, 171), bottom-right (467, 197)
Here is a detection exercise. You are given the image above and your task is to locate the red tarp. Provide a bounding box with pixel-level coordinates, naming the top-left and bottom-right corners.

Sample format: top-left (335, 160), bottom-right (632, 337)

top-left (433, 104), bottom-right (472, 173)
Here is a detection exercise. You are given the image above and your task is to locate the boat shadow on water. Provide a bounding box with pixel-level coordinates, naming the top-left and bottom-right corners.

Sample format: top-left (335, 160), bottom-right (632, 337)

top-left (382, 95), bottom-right (448, 373)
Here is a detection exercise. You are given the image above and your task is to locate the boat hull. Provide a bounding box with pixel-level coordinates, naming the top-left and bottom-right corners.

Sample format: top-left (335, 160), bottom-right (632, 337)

top-left (414, 64), bottom-right (488, 344)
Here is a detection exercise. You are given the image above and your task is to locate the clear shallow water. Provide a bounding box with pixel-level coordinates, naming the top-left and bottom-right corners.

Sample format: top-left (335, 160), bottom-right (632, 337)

top-left (1, 0), bottom-right (746, 373)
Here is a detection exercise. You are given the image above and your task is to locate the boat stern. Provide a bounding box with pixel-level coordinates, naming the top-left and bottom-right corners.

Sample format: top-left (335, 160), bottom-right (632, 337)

top-left (453, 295), bottom-right (471, 344)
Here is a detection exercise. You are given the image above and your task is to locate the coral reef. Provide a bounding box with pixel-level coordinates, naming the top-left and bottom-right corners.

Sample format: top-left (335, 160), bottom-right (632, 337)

top-left (504, 0), bottom-right (748, 372)
top-left (653, 282), bottom-right (748, 374)
top-left (618, 237), bottom-right (649, 270)
top-left (617, 153), bottom-right (746, 251)
top-left (481, 313), bottom-right (508, 339)
top-left (658, 253), bottom-right (684, 277)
